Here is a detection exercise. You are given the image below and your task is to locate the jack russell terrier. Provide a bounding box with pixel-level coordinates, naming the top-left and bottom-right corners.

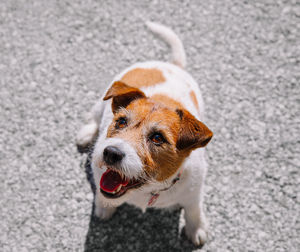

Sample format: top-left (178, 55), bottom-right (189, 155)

top-left (76, 22), bottom-right (213, 246)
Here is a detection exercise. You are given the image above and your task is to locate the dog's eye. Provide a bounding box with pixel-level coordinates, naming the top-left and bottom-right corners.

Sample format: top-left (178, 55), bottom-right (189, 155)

top-left (115, 117), bottom-right (127, 129)
top-left (150, 133), bottom-right (165, 145)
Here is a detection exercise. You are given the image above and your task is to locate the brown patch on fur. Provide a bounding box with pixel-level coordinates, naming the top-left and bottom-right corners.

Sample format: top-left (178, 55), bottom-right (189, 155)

top-left (176, 109), bottom-right (213, 150)
top-left (103, 81), bottom-right (146, 113)
top-left (121, 68), bottom-right (166, 88)
top-left (189, 91), bottom-right (199, 111)
top-left (151, 94), bottom-right (184, 110)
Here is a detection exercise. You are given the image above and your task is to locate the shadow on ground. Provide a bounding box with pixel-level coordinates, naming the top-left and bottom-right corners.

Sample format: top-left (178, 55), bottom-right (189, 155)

top-left (83, 153), bottom-right (197, 252)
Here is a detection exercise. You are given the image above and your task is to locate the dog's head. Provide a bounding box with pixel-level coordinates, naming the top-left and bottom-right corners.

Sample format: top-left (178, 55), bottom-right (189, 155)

top-left (93, 81), bottom-right (213, 203)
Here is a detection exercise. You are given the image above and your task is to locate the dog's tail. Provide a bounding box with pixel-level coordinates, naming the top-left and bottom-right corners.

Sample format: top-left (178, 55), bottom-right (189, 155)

top-left (146, 21), bottom-right (186, 68)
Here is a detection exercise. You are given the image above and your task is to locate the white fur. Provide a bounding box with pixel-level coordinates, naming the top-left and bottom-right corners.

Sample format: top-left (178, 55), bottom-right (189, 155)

top-left (76, 22), bottom-right (210, 246)
top-left (76, 122), bottom-right (98, 147)
top-left (92, 137), bottom-right (143, 179)
top-left (146, 21), bottom-right (186, 68)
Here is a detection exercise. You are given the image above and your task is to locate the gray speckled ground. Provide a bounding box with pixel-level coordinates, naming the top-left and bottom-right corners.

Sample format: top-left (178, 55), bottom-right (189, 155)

top-left (1, 0), bottom-right (299, 251)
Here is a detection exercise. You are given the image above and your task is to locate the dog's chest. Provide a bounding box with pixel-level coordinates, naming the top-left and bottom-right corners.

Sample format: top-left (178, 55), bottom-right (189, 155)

top-left (126, 183), bottom-right (184, 209)
top-left (126, 167), bottom-right (194, 210)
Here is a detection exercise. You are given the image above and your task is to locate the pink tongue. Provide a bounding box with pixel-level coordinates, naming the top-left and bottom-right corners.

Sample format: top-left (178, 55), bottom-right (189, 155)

top-left (100, 169), bottom-right (129, 192)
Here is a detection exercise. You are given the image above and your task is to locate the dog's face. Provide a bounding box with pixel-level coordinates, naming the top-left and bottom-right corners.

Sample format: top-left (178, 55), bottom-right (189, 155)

top-left (94, 81), bottom-right (213, 202)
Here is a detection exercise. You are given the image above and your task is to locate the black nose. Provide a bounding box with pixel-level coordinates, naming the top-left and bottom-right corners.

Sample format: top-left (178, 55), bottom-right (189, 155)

top-left (103, 146), bottom-right (125, 165)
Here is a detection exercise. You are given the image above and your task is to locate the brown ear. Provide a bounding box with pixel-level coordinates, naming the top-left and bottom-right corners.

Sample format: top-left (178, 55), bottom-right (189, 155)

top-left (176, 109), bottom-right (213, 150)
top-left (103, 81), bottom-right (146, 113)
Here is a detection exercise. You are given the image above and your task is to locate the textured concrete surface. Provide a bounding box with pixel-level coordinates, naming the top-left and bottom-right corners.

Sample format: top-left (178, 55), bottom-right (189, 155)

top-left (1, 0), bottom-right (299, 251)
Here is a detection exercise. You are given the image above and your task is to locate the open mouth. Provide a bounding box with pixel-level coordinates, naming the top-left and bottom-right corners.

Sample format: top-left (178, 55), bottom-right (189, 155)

top-left (100, 169), bottom-right (144, 198)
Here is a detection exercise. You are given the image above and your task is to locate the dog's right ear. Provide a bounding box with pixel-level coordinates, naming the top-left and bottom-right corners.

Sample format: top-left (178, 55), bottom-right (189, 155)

top-left (103, 81), bottom-right (146, 114)
top-left (176, 109), bottom-right (213, 151)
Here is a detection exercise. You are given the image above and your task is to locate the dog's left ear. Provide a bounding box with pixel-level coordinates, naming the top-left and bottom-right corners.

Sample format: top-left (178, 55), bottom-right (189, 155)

top-left (103, 81), bottom-right (146, 113)
top-left (176, 109), bottom-right (213, 151)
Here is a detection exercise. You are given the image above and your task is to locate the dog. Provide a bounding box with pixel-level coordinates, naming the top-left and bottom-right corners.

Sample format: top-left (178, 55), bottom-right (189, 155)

top-left (76, 22), bottom-right (213, 246)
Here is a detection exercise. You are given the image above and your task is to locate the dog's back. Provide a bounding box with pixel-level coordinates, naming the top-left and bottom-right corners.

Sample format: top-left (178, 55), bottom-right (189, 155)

top-left (108, 22), bottom-right (204, 121)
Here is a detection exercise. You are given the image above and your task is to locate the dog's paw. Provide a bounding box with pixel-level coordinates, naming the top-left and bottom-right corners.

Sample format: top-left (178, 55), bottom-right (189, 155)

top-left (185, 225), bottom-right (208, 246)
top-left (76, 123), bottom-right (98, 153)
top-left (94, 205), bottom-right (116, 220)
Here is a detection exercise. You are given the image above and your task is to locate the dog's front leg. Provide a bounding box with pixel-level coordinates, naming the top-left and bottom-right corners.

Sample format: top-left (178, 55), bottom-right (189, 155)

top-left (94, 191), bottom-right (116, 220)
top-left (76, 101), bottom-right (104, 153)
top-left (76, 121), bottom-right (98, 153)
top-left (183, 200), bottom-right (208, 246)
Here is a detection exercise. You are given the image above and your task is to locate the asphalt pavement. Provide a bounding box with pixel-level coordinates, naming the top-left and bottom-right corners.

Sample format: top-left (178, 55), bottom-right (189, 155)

top-left (1, 0), bottom-right (299, 251)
